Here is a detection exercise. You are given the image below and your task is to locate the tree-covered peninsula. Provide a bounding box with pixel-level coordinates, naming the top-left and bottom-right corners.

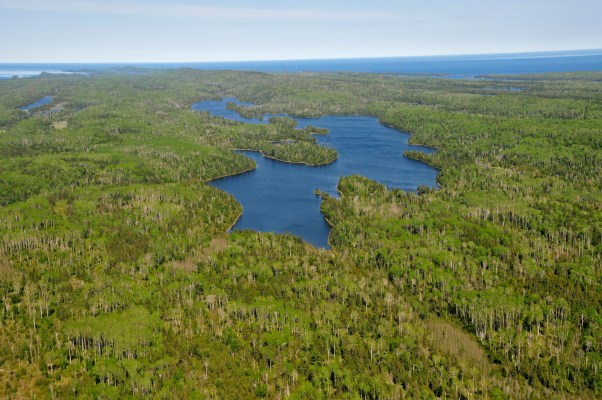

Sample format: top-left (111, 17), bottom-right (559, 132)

top-left (0, 69), bottom-right (600, 398)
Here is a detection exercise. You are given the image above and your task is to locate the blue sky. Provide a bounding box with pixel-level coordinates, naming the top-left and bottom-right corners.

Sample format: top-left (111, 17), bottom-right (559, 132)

top-left (1, 0), bottom-right (600, 62)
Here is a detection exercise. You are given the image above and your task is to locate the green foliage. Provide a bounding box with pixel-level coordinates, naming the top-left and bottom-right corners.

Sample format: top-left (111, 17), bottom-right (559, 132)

top-left (0, 69), bottom-right (601, 399)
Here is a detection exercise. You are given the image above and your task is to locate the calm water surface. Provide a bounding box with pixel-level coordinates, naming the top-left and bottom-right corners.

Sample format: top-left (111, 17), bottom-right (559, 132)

top-left (2, 50), bottom-right (602, 78)
top-left (193, 99), bottom-right (438, 248)
top-left (20, 96), bottom-right (52, 111)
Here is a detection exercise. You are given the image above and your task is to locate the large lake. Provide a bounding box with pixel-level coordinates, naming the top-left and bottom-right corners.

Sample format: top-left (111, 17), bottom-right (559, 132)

top-left (193, 99), bottom-right (438, 248)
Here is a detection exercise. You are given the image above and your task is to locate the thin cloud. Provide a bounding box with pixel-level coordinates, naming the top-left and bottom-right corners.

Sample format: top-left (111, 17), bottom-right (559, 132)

top-left (0, 0), bottom-right (404, 22)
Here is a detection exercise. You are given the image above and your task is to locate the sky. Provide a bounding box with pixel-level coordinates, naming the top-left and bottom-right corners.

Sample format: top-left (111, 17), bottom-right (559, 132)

top-left (1, 0), bottom-right (601, 63)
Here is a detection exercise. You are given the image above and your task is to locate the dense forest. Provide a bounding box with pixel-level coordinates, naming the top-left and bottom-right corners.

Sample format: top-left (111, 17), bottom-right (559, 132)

top-left (0, 69), bottom-right (600, 399)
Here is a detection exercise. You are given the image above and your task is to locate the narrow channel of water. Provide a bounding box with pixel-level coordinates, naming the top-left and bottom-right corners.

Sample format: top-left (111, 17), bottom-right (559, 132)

top-left (193, 98), bottom-right (438, 248)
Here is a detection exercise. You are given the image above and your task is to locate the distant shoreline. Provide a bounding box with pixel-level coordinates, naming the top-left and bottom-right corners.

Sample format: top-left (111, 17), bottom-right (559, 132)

top-left (2, 49), bottom-right (602, 79)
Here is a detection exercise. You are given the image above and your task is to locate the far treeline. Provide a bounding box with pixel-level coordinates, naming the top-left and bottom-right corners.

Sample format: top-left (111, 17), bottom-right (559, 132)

top-left (0, 68), bottom-right (600, 399)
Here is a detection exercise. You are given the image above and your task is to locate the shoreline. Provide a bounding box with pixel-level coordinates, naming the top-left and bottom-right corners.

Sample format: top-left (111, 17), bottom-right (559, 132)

top-left (403, 150), bottom-right (442, 171)
top-left (320, 185), bottom-right (344, 250)
top-left (204, 165), bottom-right (256, 183)
top-left (377, 120), bottom-right (439, 152)
top-left (204, 169), bottom-right (250, 237)
top-left (323, 213), bottom-right (335, 250)
top-left (230, 148), bottom-right (337, 167)
top-left (226, 208), bottom-right (244, 233)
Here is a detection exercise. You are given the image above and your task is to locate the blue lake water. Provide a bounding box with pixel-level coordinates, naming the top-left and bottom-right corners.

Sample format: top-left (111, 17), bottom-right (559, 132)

top-left (1, 49), bottom-right (602, 79)
top-left (193, 98), bottom-right (438, 248)
top-left (20, 96), bottom-right (53, 111)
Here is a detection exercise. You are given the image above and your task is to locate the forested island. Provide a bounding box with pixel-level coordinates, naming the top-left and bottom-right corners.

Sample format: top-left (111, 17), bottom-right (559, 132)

top-left (0, 69), bottom-right (601, 398)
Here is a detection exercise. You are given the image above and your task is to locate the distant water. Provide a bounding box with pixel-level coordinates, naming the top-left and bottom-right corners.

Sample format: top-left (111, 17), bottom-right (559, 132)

top-left (194, 98), bottom-right (438, 248)
top-left (20, 96), bottom-right (52, 111)
top-left (1, 50), bottom-right (602, 79)
top-left (0, 69), bottom-right (84, 80)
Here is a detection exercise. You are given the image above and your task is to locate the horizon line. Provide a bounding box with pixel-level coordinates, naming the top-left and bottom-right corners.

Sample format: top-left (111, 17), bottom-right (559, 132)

top-left (2, 48), bottom-right (602, 65)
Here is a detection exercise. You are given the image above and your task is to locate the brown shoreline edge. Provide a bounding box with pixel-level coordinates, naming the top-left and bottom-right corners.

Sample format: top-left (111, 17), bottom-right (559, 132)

top-left (203, 165), bottom-right (257, 183)
top-left (226, 208), bottom-right (244, 233)
top-left (202, 165), bottom-right (255, 239)
top-left (323, 214), bottom-right (335, 250)
top-left (323, 186), bottom-right (344, 250)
